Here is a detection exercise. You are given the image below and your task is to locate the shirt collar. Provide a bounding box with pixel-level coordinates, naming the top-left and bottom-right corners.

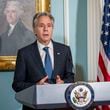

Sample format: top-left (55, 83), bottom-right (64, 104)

top-left (37, 40), bottom-right (53, 50)
top-left (9, 24), bottom-right (16, 29)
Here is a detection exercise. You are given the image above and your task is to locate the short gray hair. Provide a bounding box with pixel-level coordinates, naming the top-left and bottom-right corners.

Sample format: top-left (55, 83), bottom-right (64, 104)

top-left (4, 0), bottom-right (24, 18)
top-left (32, 12), bottom-right (55, 28)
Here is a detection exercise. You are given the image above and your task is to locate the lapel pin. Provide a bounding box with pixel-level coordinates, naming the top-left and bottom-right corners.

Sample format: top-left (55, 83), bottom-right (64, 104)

top-left (57, 52), bottom-right (60, 55)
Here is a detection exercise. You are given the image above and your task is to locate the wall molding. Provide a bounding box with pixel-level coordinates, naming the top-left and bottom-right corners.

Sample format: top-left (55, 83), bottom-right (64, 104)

top-left (87, 0), bottom-right (103, 81)
top-left (64, 0), bottom-right (70, 45)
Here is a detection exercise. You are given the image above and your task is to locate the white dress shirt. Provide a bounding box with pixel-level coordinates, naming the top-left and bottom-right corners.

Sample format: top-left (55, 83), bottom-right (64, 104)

top-left (37, 40), bottom-right (54, 69)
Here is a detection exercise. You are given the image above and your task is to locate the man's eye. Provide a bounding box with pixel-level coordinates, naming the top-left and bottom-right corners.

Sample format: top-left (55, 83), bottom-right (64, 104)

top-left (39, 24), bottom-right (44, 27)
top-left (47, 24), bottom-right (52, 27)
top-left (37, 24), bottom-right (53, 28)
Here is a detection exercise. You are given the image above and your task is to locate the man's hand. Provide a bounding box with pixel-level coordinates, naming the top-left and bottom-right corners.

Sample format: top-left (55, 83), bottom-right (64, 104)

top-left (56, 75), bottom-right (64, 84)
top-left (37, 76), bottom-right (48, 85)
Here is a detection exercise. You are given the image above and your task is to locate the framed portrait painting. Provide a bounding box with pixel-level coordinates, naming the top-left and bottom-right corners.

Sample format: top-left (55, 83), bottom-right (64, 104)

top-left (0, 0), bottom-right (50, 71)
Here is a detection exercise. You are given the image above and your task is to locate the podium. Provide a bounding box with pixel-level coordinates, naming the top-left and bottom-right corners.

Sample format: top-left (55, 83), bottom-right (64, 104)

top-left (15, 82), bottom-right (110, 109)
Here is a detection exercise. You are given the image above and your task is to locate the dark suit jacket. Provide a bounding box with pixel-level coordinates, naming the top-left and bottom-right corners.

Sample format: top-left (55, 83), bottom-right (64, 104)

top-left (12, 40), bottom-right (74, 110)
top-left (0, 20), bottom-right (36, 55)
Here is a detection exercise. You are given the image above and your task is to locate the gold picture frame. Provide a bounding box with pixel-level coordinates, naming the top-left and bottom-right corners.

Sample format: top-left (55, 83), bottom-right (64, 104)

top-left (0, 0), bottom-right (51, 71)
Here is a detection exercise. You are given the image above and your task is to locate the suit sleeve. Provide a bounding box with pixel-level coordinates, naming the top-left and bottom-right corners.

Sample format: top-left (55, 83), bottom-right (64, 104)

top-left (63, 47), bottom-right (75, 83)
top-left (12, 50), bottom-right (35, 92)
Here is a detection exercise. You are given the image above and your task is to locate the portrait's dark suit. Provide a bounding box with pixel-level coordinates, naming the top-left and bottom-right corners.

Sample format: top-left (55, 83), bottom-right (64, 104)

top-left (12, 40), bottom-right (74, 110)
top-left (0, 20), bottom-right (36, 55)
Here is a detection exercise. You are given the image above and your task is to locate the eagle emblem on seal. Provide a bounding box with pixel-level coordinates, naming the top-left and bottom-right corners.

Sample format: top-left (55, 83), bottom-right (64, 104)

top-left (73, 87), bottom-right (88, 105)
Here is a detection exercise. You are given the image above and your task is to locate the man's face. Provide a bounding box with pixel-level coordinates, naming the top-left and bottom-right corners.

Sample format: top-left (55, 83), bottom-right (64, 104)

top-left (34, 16), bottom-right (53, 45)
top-left (5, 6), bottom-right (18, 25)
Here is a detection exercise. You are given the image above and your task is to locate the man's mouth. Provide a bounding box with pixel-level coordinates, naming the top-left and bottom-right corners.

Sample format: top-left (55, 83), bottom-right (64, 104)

top-left (43, 34), bottom-right (49, 36)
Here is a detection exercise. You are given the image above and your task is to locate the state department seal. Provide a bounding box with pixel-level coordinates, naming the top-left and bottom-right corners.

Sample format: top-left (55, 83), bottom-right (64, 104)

top-left (65, 82), bottom-right (94, 110)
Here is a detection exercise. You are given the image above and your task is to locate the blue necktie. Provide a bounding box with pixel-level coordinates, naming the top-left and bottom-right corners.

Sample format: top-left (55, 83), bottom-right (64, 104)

top-left (43, 47), bottom-right (52, 79)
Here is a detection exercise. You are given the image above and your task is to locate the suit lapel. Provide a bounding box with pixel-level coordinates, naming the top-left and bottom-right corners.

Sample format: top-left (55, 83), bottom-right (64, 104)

top-left (52, 42), bottom-right (62, 78)
top-left (31, 41), bottom-right (46, 75)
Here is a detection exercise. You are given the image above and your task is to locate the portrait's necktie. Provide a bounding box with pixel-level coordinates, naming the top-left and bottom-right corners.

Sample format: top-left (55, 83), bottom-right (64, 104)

top-left (43, 47), bottom-right (52, 79)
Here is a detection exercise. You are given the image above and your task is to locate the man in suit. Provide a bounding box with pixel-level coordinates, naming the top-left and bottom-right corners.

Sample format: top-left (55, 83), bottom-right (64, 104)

top-left (0, 0), bottom-right (36, 55)
top-left (12, 12), bottom-right (74, 110)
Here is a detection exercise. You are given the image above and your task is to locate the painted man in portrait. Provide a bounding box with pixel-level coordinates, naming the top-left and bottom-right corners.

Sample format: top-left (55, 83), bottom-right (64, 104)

top-left (0, 0), bottom-right (36, 55)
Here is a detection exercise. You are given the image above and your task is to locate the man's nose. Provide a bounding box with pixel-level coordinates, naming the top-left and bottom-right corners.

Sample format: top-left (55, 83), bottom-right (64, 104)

top-left (43, 25), bottom-right (48, 31)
